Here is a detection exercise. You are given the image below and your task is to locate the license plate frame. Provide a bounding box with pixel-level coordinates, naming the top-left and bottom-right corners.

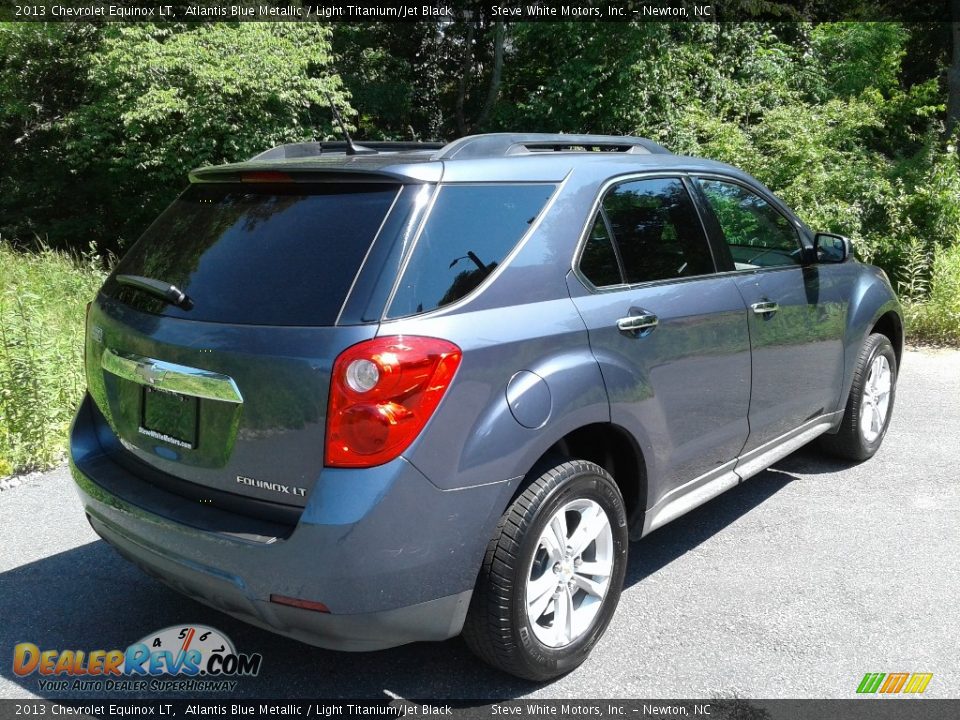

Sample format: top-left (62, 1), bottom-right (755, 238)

top-left (141, 386), bottom-right (198, 449)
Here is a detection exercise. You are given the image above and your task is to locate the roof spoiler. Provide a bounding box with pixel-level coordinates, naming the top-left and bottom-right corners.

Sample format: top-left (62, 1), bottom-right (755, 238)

top-left (250, 141), bottom-right (445, 161)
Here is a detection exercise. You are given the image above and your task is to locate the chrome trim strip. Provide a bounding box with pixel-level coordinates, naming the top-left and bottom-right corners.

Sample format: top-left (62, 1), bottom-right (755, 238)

top-left (643, 469), bottom-right (740, 536)
top-left (101, 348), bottom-right (243, 404)
top-left (640, 412), bottom-right (842, 537)
top-left (734, 413), bottom-right (841, 481)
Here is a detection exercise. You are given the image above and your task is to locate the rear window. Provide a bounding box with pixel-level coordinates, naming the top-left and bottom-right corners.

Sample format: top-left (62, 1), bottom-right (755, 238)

top-left (387, 184), bottom-right (555, 318)
top-left (103, 183), bottom-right (400, 326)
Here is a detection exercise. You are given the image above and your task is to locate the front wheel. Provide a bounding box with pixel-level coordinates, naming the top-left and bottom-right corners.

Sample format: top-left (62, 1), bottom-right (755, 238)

top-left (462, 460), bottom-right (628, 681)
top-left (819, 332), bottom-right (898, 461)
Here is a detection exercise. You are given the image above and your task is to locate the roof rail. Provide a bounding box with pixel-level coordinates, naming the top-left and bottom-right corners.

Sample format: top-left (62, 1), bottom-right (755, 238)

top-left (435, 133), bottom-right (670, 160)
top-left (250, 140), bottom-right (445, 162)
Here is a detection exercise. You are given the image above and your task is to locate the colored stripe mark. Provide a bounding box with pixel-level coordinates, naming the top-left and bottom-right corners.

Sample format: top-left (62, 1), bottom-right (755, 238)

top-left (903, 673), bottom-right (933, 694)
top-left (857, 673), bottom-right (886, 694)
top-left (880, 672), bottom-right (910, 693)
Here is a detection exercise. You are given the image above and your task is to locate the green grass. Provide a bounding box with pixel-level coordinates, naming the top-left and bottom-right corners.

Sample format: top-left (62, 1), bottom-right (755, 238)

top-left (0, 242), bottom-right (105, 475)
top-left (903, 244), bottom-right (960, 346)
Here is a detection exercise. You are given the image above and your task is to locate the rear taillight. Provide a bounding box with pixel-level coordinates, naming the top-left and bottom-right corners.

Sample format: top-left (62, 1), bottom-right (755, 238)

top-left (325, 336), bottom-right (462, 468)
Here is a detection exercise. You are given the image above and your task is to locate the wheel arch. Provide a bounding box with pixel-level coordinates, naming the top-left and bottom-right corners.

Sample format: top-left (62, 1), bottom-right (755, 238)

top-left (513, 422), bottom-right (648, 539)
top-left (870, 309), bottom-right (904, 368)
top-left (838, 267), bottom-right (903, 418)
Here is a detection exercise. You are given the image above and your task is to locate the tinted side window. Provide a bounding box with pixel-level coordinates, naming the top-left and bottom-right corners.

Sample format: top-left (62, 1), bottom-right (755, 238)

top-left (579, 215), bottom-right (623, 287)
top-left (387, 184), bottom-right (555, 317)
top-left (602, 178), bottom-right (715, 283)
top-left (696, 179), bottom-right (801, 268)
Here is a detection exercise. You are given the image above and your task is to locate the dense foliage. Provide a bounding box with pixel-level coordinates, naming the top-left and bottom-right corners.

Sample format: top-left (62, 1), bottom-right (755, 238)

top-left (337, 21), bottom-right (960, 332)
top-left (1, 22), bottom-right (343, 249)
top-left (1, 19), bottom-right (959, 473)
top-left (3, 20), bottom-right (957, 296)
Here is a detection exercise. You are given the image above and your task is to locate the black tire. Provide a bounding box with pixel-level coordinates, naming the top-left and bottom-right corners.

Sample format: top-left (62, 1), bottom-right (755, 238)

top-left (462, 460), bottom-right (628, 681)
top-left (819, 333), bottom-right (898, 461)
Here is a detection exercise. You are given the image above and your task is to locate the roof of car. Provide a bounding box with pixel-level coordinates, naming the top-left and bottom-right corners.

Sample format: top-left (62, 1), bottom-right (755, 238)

top-left (188, 133), bottom-right (748, 185)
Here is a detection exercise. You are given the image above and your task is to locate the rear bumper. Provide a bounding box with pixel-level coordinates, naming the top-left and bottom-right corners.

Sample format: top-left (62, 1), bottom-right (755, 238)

top-left (83, 506), bottom-right (471, 651)
top-left (70, 395), bottom-right (513, 651)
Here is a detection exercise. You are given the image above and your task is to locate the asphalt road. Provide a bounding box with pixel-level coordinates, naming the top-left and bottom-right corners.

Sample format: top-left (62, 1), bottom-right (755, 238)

top-left (1, 348), bottom-right (957, 701)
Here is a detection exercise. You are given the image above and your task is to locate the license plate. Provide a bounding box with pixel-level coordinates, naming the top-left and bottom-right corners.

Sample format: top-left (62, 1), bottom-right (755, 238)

top-left (141, 387), bottom-right (198, 449)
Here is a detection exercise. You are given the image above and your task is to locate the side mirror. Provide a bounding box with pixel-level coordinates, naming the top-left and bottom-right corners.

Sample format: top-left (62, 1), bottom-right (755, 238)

top-left (813, 232), bottom-right (852, 264)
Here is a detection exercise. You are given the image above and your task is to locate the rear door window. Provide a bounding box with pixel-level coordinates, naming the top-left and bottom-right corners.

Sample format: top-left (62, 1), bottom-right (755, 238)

top-left (577, 177), bottom-right (715, 287)
top-left (387, 184), bottom-right (556, 318)
top-left (579, 215), bottom-right (624, 288)
top-left (103, 183), bottom-right (400, 326)
top-left (600, 178), bottom-right (715, 283)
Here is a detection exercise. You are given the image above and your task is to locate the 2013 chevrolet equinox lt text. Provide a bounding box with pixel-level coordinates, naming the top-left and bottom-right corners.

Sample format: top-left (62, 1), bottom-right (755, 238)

top-left (70, 133), bottom-right (903, 680)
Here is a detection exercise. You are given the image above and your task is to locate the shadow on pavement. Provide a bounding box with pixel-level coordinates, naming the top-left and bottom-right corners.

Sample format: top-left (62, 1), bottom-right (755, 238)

top-left (1, 456), bottom-right (809, 702)
top-left (625, 464), bottom-right (798, 588)
top-left (771, 444), bottom-right (861, 476)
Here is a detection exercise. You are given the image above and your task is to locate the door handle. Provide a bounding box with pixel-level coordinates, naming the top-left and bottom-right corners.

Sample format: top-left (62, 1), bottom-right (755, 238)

top-left (751, 301), bottom-right (779, 315)
top-left (617, 313), bottom-right (659, 333)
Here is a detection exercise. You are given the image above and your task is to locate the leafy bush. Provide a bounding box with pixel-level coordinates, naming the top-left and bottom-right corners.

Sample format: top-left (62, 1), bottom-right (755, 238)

top-left (1, 23), bottom-right (346, 253)
top-left (0, 242), bottom-right (105, 474)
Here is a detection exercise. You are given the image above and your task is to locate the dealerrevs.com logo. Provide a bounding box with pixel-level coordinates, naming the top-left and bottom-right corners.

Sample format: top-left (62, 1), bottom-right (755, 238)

top-left (12, 625), bottom-right (262, 693)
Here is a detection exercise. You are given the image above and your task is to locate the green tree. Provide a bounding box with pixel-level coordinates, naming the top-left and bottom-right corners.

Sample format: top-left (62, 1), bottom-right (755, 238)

top-left (0, 23), bottom-right (103, 248)
top-left (1, 22), bottom-right (346, 252)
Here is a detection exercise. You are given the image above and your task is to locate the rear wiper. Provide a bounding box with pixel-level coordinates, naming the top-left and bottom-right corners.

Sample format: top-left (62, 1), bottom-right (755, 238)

top-left (116, 274), bottom-right (194, 311)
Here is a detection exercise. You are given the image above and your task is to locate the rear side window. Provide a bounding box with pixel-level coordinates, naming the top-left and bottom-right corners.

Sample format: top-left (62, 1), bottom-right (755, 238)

top-left (387, 184), bottom-right (555, 318)
top-left (600, 178), bottom-right (715, 284)
top-left (103, 183), bottom-right (400, 326)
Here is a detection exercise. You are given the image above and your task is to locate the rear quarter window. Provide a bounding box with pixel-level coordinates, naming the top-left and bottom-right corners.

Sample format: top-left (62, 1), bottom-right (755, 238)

top-left (103, 183), bottom-right (400, 326)
top-left (387, 184), bottom-right (556, 318)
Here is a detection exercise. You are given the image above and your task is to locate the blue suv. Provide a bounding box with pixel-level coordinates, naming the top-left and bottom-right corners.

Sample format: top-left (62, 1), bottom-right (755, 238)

top-left (71, 134), bottom-right (903, 680)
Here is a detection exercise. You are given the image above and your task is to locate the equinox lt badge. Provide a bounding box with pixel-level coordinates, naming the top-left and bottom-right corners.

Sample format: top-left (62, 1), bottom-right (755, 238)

top-left (236, 475), bottom-right (306, 497)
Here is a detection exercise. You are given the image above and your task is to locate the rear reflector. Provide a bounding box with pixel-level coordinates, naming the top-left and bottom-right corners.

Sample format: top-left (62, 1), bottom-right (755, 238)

top-left (269, 594), bottom-right (330, 613)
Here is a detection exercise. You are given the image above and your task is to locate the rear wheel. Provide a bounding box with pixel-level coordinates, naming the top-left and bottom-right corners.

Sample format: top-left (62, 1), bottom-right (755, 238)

top-left (819, 333), bottom-right (897, 461)
top-left (462, 460), bottom-right (628, 681)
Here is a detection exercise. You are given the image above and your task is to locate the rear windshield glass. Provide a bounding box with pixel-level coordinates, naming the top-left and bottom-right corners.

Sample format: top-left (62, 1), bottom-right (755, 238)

top-left (103, 183), bottom-right (399, 326)
top-left (387, 184), bottom-right (555, 318)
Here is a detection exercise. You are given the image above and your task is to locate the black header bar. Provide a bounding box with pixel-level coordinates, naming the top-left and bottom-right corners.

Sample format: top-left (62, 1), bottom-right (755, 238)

top-left (0, 1), bottom-right (956, 23)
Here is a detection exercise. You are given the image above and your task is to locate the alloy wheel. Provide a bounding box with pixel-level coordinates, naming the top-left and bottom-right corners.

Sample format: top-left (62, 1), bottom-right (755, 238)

top-left (860, 354), bottom-right (892, 443)
top-left (525, 498), bottom-right (614, 647)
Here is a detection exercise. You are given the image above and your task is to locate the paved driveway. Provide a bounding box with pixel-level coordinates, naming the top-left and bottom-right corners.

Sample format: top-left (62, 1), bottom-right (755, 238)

top-left (1, 348), bottom-right (957, 700)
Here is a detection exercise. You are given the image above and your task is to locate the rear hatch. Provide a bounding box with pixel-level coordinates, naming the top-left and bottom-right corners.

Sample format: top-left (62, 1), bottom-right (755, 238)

top-left (85, 179), bottom-right (419, 522)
